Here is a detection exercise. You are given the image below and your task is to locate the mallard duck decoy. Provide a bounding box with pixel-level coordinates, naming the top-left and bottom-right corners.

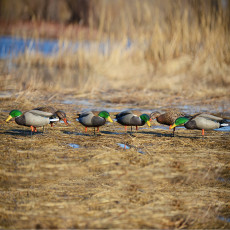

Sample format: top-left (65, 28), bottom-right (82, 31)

top-left (6, 109), bottom-right (59, 135)
top-left (150, 110), bottom-right (185, 136)
top-left (170, 113), bottom-right (230, 137)
top-left (115, 110), bottom-right (151, 132)
top-left (77, 111), bottom-right (113, 134)
top-left (33, 106), bottom-right (68, 126)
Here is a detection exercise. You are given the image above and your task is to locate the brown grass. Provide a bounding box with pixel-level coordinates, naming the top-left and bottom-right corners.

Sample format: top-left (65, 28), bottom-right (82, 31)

top-left (0, 0), bottom-right (230, 100)
top-left (1, 2), bottom-right (230, 228)
top-left (0, 96), bottom-right (230, 229)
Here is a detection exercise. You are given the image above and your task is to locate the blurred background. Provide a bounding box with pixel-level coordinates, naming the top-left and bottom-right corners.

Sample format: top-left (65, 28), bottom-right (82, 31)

top-left (0, 0), bottom-right (230, 98)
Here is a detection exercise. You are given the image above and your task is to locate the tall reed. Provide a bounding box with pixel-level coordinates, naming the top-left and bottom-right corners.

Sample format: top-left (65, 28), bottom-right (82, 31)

top-left (4, 0), bottom-right (230, 97)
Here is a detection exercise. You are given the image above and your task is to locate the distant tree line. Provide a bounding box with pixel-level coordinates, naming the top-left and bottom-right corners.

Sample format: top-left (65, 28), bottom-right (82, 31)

top-left (0, 0), bottom-right (91, 25)
top-left (0, 0), bottom-right (229, 28)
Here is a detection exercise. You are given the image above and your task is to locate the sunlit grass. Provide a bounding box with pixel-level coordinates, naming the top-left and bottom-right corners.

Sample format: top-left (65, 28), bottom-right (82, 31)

top-left (1, 2), bottom-right (230, 229)
top-left (1, 0), bottom-right (230, 99)
top-left (0, 96), bottom-right (230, 229)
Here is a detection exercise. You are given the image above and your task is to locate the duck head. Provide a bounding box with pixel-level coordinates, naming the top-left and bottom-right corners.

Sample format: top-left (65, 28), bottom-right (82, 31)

top-left (150, 111), bottom-right (161, 120)
top-left (140, 114), bottom-right (151, 127)
top-left (170, 116), bottom-right (189, 129)
top-left (98, 111), bottom-right (113, 123)
top-left (56, 110), bottom-right (68, 125)
top-left (6, 110), bottom-right (22, 122)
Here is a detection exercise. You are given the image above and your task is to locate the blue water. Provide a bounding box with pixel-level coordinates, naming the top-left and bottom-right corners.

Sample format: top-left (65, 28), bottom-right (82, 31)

top-left (217, 177), bottom-right (230, 183)
top-left (0, 36), bottom-right (59, 58)
top-left (0, 36), bottom-right (132, 59)
top-left (117, 143), bottom-right (145, 154)
top-left (69, 143), bottom-right (80, 149)
top-left (117, 143), bottom-right (130, 149)
top-left (60, 120), bottom-right (71, 124)
top-left (215, 126), bottom-right (230, 132)
top-left (138, 149), bottom-right (145, 154)
top-left (218, 216), bottom-right (230, 223)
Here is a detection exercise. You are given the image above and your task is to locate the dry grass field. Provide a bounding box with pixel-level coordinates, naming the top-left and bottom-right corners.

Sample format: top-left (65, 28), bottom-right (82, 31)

top-left (1, 0), bottom-right (230, 99)
top-left (0, 93), bottom-right (230, 229)
top-left (0, 0), bottom-right (230, 228)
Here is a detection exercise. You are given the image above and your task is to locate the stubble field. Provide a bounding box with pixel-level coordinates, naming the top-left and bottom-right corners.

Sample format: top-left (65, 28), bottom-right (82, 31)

top-left (0, 93), bottom-right (229, 229)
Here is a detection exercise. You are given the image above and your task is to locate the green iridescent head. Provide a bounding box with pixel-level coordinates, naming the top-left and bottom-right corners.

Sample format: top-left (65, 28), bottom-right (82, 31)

top-left (98, 111), bottom-right (113, 122)
top-left (170, 116), bottom-right (189, 129)
top-left (98, 111), bottom-right (110, 118)
top-left (140, 114), bottom-right (151, 127)
top-left (6, 110), bottom-right (22, 122)
top-left (10, 110), bottom-right (22, 117)
top-left (140, 114), bottom-right (150, 122)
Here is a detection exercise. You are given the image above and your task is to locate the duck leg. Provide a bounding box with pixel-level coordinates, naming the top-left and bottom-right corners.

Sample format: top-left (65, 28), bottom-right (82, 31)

top-left (202, 129), bottom-right (205, 139)
top-left (136, 126), bottom-right (138, 131)
top-left (85, 127), bottom-right (87, 132)
top-left (94, 127), bottom-right (96, 135)
top-left (125, 126), bottom-right (127, 132)
top-left (173, 127), bottom-right (175, 137)
top-left (97, 127), bottom-right (99, 132)
top-left (131, 126), bottom-right (133, 133)
top-left (42, 126), bottom-right (45, 134)
top-left (169, 125), bottom-right (175, 137)
top-left (30, 126), bottom-right (34, 136)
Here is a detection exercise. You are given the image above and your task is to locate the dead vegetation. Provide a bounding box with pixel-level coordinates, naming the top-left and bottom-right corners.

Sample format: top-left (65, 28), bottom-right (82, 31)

top-left (0, 1), bottom-right (230, 228)
top-left (0, 96), bottom-right (230, 229)
top-left (1, 0), bottom-right (230, 99)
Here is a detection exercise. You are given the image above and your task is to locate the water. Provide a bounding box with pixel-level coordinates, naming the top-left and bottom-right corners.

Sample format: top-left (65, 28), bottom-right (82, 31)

top-left (60, 120), bottom-right (71, 124)
top-left (117, 143), bottom-right (145, 154)
top-left (60, 97), bottom-right (230, 116)
top-left (69, 143), bottom-right (80, 149)
top-left (215, 126), bottom-right (230, 132)
top-left (217, 177), bottom-right (230, 183)
top-left (152, 125), bottom-right (171, 131)
top-left (0, 36), bottom-right (59, 59)
top-left (0, 36), bottom-right (132, 59)
top-left (63, 99), bottom-right (230, 118)
top-left (117, 143), bottom-right (130, 150)
top-left (0, 92), bottom-right (13, 99)
top-left (218, 216), bottom-right (230, 223)
top-left (63, 131), bottom-right (91, 136)
top-left (137, 149), bottom-right (145, 154)
top-left (63, 99), bottom-right (94, 106)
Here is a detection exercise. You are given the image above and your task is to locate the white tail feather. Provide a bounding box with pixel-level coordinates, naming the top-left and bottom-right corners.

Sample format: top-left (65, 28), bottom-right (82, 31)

top-left (221, 123), bottom-right (229, 127)
top-left (49, 118), bottom-right (59, 122)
